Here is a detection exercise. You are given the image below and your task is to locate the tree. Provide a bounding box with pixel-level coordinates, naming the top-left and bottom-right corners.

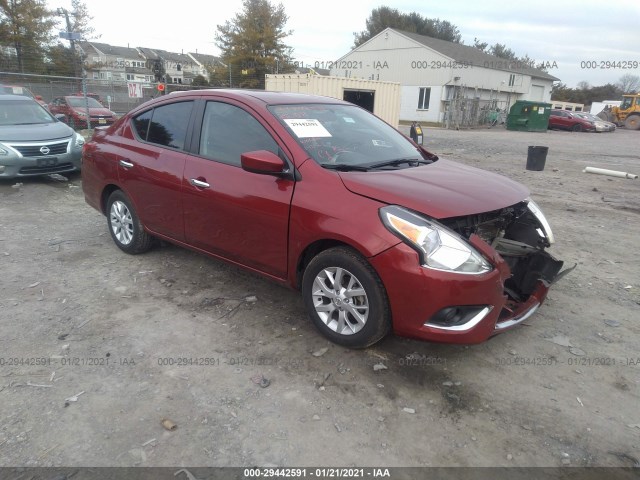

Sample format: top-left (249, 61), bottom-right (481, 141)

top-left (617, 74), bottom-right (640, 94)
top-left (45, 43), bottom-right (76, 76)
top-left (472, 37), bottom-right (488, 53)
top-left (551, 81), bottom-right (622, 105)
top-left (191, 74), bottom-right (209, 87)
top-left (0, 0), bottom-right (56, 73)
top-left (489, 43), bottom-right (516, 60)
top-left (46, 1), bottom-right (98, 77)
top-left (215, 0), bottom-right (294, 89)
top-left (354, 7), bottom-right (461, 47)
top-left (68, 0), bottom-right (98, 40)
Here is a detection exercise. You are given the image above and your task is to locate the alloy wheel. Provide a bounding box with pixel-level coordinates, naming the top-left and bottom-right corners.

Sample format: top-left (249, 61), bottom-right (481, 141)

top-left (311, 267), bottom-right (369, 335)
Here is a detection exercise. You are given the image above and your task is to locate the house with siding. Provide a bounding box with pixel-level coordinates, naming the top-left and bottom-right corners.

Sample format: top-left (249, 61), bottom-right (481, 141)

top-left (77, 42), bottom-right (154, 84)
top-left (78, 42), bottom-right (224, 85)
top-left (330, 28), bottom-right (559, 124)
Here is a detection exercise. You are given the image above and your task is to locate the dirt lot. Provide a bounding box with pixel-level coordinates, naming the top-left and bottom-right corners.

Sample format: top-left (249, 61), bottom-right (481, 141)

top-left (1, 126), bottom-right (639, 469)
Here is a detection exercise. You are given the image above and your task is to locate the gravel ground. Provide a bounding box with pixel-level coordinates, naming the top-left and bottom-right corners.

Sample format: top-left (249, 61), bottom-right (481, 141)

top-left (0, 126), bottom-right (639, 468)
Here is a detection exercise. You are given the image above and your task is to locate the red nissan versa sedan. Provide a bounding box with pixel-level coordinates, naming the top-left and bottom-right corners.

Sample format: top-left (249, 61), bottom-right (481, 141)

top-left (82, 90), bottom-right (570, 348)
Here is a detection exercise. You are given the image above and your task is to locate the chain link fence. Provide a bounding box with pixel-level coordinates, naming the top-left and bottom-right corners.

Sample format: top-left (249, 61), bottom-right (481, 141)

top-left (442, 97), bottom-right (510, 129)
top-left (0, 72), bottom-right (221, 116)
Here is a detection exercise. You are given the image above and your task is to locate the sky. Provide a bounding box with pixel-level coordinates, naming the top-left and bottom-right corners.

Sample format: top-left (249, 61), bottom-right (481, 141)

top-left (47, 0), bottom-right (640, 88)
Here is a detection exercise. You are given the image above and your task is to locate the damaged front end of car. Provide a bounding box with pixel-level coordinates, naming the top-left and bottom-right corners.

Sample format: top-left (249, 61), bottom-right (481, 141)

top-left (441, 198), bottom-right (573, 333)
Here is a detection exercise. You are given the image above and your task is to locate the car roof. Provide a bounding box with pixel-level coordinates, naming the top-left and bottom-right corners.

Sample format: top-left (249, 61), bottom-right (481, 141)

top-left (0, 94), bottom-right (37, 102)
top-left (164, 89), bottom-right (351, 106)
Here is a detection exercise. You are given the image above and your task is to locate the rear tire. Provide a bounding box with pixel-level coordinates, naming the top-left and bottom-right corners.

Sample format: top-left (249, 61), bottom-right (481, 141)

top-left (571, 124), bottom-right (582, 132)
top-left (302, 247), bottom-right (391, 348)
top-left (106, 190), bottom-right (154, 254)
top-left (624, 115), bottom-right (640, 130)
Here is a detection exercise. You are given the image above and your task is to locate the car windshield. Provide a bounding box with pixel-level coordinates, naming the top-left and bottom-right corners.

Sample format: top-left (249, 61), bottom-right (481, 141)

top-left (0, 85), bottom-right (35, 99)
top-left (0, 99), bottom-right (56, 126)
top-left (269, 104), bottom-right (433, 169)
top-left (67, 97), bottom-right (103, 108)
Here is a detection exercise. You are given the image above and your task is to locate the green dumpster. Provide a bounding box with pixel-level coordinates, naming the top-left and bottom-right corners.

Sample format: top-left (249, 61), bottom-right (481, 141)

top-left (506, 100), bottom-right (552, 132)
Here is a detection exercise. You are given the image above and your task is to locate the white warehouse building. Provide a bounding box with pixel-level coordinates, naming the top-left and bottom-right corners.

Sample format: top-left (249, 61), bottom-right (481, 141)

top-left (330, 28), bottom-right (559, 125)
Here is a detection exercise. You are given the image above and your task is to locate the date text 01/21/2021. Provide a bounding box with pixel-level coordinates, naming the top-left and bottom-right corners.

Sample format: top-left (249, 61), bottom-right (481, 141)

top-left (243, 468), bottom-right (391, 478)
top-left (0, 357), bottom-right (135, 367)
top-left (495, 357), bottom-right (640, 367)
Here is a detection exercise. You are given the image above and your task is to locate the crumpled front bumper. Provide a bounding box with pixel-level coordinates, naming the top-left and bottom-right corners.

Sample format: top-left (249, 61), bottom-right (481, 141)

top-left (369, 235), bottom-right (558, 344)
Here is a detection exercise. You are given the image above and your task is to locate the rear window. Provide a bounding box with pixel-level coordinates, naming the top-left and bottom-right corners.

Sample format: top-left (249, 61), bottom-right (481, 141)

top-left (132, 101), bottom-right (193, 150)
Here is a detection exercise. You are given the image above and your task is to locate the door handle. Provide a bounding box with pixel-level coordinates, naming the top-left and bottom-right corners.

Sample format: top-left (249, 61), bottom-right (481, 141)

top-left (119, 159), bottom-right (134, 169)
top-left (190, 178), bottom-right (210, 189)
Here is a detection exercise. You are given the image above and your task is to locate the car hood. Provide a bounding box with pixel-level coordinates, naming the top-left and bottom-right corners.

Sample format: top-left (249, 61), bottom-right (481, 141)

top-left (73, 107), bottom-right (114, 116)
top-left (0, 122), bottom-right (74, 142)
top-left (339, 159), bottom-right (529, 219)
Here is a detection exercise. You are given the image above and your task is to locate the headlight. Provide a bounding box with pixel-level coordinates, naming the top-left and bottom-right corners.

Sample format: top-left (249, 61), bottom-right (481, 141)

top-left (0, 145), bottom-right (8, 156)
top-left (380, 206), bottom-right (492, 274)
top-left (527, 198), bottom-right (555, 244)
top-left (73, 132), bottom-right (85, 148)
top-left (76, 111), bottom-right (88, 117)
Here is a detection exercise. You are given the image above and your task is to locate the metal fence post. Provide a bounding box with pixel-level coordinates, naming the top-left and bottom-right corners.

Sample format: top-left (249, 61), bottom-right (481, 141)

top-left (81, 72), bottom-right (90, 130)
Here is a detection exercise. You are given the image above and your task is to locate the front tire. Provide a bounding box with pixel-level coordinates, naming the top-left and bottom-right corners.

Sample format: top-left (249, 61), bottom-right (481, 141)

top-left (302, 247), bottom-right (391, 348)
top-left (106, 190), bottom-right (153, 254)
top-left (624, 115), bottom-right (640, 130)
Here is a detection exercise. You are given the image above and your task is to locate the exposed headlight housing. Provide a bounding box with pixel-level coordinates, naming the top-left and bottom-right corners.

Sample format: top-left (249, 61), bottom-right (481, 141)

top-left (380, 205), bottom-right (492, 275)
top-left (526, 198), bottom-right (555, 245)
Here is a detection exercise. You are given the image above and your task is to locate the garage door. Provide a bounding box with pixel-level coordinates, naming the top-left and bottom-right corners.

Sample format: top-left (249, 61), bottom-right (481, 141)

top-left (530, 85), bottom-right (544, 101)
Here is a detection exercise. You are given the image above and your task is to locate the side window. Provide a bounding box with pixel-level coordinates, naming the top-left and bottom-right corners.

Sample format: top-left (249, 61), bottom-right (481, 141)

top-left (132, 109), bottom-right (152, 140)
top-left (147, 101), bottom-right (193, 150)
top-left (199, 101), bottom-right (279, 166)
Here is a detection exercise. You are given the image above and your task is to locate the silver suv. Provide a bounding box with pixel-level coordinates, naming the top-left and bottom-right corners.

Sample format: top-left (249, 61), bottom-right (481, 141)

top-left (0, 94), bottom-right (84, 178)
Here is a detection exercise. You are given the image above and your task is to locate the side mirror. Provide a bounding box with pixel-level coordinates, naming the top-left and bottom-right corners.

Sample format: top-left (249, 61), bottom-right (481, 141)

top-left (35, 95), bottom-right (43, 101)
top-left (241, 150), bottom-right (286, 175)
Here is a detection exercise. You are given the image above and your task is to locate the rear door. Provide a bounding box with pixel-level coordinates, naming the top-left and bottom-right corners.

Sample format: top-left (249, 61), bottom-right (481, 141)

top-left (116, 100), bottom-right (196, 242)
top-left (182, 99), bottom-right (295, 279)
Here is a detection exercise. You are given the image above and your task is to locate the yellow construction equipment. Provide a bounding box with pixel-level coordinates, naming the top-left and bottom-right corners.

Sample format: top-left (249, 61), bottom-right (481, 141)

top-left (598, 93), bottom-right (640, 130)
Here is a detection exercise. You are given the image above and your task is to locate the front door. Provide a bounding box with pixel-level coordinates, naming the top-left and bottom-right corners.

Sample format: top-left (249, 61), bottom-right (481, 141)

top-left (182, 100), bottom-right (294, 279)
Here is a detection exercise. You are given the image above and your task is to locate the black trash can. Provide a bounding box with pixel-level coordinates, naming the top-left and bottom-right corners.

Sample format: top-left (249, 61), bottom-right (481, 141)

top-left (526, 146), bottom-right (548, 171)
top-left (410, 122), bottom-right (423, 145)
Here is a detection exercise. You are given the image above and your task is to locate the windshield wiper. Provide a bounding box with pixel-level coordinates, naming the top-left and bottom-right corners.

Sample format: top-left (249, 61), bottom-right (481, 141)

top-left (321, 163), bottom-right (370, 172)
top-left (365, 158), bottom-right (433, 169)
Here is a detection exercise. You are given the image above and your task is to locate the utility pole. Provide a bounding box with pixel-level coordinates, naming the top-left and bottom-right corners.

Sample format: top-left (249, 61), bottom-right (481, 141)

top-left (57, 7), bottom-right (79, 79)
top-left (57, 7), bottom-right (88, 129)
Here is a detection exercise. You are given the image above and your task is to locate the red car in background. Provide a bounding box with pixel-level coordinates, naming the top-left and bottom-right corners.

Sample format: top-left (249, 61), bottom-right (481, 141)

top-left (548, 109), bottom-right (595, 132)
top-left (48, 95), bottom-right (117, 130)
top-left (82, 90), bottom-right (569, 348)
top-left (71, 92), bottom-right (106, 106)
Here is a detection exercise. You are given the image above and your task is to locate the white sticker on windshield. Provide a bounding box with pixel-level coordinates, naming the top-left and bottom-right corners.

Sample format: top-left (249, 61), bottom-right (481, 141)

top-left (284, 119), bottom-right (332, 138)
top-left (343, 117), bottom-right (355, 123)
top-left (11, 87), bottom-right (24, 94)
